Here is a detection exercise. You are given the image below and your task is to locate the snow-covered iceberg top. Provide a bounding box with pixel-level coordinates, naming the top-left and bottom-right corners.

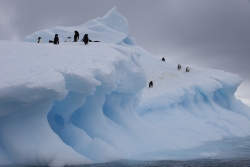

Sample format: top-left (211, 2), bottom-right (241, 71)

top-left (23, 7), bottom-right (134, 45)
top-left (0, 7), bottom-right (250, 167)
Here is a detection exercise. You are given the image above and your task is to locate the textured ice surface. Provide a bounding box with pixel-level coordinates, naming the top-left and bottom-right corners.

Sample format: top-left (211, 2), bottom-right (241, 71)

top-left (0, 7), bottom-right (250, 167)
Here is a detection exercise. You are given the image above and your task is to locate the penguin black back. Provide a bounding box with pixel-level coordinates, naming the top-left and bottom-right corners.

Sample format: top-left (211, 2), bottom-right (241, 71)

top-left (74, 31), bottom-right (79, 42)
top-left (83, 34), bottom-right (89, 45)
top-left (54, 34), bottom-right (59, 45)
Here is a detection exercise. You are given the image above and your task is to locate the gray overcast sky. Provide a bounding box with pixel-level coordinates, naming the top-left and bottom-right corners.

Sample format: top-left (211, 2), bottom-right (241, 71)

top-left (0, 0), bottom-right (250, 105)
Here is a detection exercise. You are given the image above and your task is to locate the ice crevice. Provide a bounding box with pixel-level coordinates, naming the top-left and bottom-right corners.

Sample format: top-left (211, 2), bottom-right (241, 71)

top-left (47, 57), bottom-right (148, 163)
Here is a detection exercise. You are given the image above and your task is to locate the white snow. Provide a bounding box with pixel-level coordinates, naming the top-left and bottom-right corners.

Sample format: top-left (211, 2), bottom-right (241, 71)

top-left (0, 7), bottom-right (250, 166)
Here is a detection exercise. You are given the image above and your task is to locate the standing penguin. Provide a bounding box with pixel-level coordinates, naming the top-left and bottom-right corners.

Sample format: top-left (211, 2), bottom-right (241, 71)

top-left (177, 64), bottom-right (181, 70)
top-left (74, 31), bottom-right (79, 42)
top-left (54, 34), bottom-right (59, 45)
top-left (149, 81), bottom-right (153, 88)
top-left (38, 37), bottom-right (43, 43)
top-left (162, 57), bottom-right (165, 61)
top-left (82, 34), bottom-right (89, 45)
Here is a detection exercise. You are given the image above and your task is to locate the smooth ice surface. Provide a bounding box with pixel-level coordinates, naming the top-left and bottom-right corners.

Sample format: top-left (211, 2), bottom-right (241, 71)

top-left (0, 7), bottom-right (250, 167)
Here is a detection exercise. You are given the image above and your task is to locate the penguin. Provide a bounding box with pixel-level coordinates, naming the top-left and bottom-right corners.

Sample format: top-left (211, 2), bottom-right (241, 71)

top-left (53, 34), bottom-right (59, 45)
top-left (178, 64), bottom-right (181, 70)
top-left (149, 81), bottom-right (153, 88)
top-left (74, 31), bottom-right (79, 42)
top-left (64, 37), bottom-right (71, 42)
top-left (82, 34), bottom-right (89, 45)
top-left (38, 37), bottom-right (43, 43)
top-left (186, 67), bottom-right (191, 72)
top-left (162, 57), bottom-right (165, 61)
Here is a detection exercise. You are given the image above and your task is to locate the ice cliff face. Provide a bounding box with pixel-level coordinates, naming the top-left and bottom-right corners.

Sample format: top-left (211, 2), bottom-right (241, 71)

top-left (0, 7), bottom-right (250, 167)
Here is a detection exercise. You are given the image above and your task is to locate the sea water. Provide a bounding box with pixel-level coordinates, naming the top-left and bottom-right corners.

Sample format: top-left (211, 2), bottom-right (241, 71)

top-left (82, 136), bottom-right (250, 167)
top-left (1, 136), bottom-right (250, 167)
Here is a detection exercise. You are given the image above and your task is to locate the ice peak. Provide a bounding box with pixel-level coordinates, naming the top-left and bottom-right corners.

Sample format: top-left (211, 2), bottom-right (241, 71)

top-left (101, 6), bottom-right (130, 36)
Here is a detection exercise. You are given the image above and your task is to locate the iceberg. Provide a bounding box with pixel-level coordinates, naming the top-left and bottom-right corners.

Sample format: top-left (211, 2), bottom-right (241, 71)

top-left (0, 7), bottom-right (250, 166)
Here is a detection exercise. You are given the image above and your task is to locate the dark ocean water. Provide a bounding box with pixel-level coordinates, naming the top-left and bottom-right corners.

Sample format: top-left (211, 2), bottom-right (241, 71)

top-left (80, 136), bottom-right (250, 167)
top-left (2, 159), bottom-right (250, 167)
top-left (80, 159), bottom-right (250, 167)
top-left (1, 137), bottom-right (250, 167)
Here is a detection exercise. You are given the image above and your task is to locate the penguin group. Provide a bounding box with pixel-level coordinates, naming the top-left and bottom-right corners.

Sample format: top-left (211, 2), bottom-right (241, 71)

top-left (37, 30), bottom-right (100, 45)
top-left (149, 58), bottom-right (192, 88)
top-left (176, 64), bottom-right (191, 72)
top-left (162, 58), bottom-right (191, 72)
top-left (38, 32), bottom-right (191, 91)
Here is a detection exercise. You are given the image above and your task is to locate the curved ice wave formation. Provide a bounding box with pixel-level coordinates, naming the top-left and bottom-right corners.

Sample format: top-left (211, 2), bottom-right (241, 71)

top-left (0, 7), bottom-right (249, 167)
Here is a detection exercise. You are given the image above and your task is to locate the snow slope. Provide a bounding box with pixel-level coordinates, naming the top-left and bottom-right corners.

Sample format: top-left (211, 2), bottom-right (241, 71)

top-left (0, 7), bottom-right (250, 166)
